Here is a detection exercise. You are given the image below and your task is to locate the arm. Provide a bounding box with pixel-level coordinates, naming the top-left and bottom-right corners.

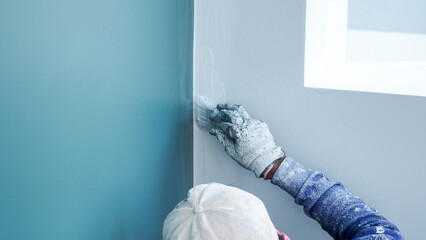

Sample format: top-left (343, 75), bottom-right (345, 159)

top-left (209, 103), bottom-right (403, 240)
top-left (269, 156), bottom-right (403, 240)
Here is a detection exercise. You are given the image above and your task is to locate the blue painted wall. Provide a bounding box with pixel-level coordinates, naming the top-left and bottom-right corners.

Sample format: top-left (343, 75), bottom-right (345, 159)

top-left (0, 1), bottom-right (193, 239)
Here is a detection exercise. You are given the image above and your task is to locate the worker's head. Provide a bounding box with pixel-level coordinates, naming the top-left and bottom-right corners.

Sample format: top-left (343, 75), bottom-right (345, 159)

top-left (162, 182), bottom-right (278, 240)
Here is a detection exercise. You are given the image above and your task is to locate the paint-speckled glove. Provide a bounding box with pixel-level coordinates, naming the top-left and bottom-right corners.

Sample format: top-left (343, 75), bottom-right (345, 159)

top-left (209, 103), bottom-right (285, 178)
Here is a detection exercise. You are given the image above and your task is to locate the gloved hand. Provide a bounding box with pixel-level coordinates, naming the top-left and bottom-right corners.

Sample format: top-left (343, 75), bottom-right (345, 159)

top-left (209, 103), bottom-right (284, 177)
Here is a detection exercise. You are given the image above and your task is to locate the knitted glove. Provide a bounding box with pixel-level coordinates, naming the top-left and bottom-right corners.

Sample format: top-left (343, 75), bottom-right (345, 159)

top-left (209, 103), bottom-right (284, 177)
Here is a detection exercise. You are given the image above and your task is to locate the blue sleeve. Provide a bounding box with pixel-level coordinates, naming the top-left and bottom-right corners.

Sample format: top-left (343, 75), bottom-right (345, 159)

top-left (270, 156), bottom-right (403, 240)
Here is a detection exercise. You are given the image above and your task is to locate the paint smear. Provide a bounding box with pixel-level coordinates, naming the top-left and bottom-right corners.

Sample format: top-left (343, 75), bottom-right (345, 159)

top-left (193, 46), bottom-right (237, 186)
top-left (198, 46), bottom-right (227, 105)
top-left (194, 95), bottom-right (215, 131)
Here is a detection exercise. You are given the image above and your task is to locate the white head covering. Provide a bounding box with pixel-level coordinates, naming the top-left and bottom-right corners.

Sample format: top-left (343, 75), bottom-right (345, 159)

top-left (163, 182), bottom-right (278, 240)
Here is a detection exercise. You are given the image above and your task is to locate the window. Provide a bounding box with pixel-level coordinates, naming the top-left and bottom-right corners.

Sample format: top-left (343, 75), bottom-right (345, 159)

top-left (304, 0), bottom-right (426, 97)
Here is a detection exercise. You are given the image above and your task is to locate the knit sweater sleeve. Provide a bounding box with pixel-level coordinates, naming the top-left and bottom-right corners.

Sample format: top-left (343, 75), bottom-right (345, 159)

top-left (270, 156), bottom-right (403, 240)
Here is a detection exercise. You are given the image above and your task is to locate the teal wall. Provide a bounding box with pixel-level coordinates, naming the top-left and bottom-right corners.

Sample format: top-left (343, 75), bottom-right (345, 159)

top-left (0, 1), bottom-right (193, 239)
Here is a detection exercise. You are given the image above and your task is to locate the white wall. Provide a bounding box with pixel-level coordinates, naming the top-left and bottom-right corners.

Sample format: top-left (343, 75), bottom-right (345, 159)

top-left (194, 1), bottom-right (426, 239)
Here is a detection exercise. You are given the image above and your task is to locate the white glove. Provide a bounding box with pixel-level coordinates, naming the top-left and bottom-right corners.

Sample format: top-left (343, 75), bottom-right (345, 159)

top-left (209, 103), bottom-right (284, 177)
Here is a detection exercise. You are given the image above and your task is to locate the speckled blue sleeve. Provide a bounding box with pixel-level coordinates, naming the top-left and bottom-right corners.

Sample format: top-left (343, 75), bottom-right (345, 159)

top-left (271, 156), bottom-right (403, 240)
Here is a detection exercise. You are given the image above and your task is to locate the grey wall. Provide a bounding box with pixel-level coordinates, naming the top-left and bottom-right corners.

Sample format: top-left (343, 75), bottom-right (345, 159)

top-left (0, 1), bottom-right (193, 239)
top-left (194, 0), bottom-right (426, 239)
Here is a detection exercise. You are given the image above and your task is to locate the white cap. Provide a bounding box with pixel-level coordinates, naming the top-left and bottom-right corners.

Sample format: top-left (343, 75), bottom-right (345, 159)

top-left (163, 182), bottom-right (278, 240)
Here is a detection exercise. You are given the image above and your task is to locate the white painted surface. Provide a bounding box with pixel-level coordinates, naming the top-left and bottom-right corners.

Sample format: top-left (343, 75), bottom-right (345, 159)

top-left (194, 0), bottom-right (426, 239)
top-left (305, 0), bottom-right (426, 97)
